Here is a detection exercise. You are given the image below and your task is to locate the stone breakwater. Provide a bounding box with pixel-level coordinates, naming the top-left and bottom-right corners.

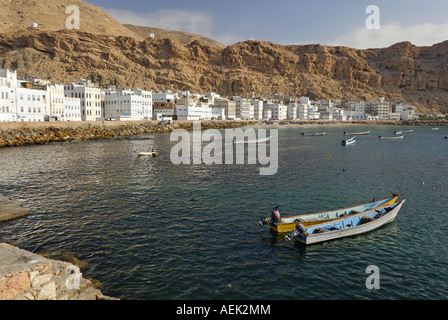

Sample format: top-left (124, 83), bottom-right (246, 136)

top-left (0, 243), bottom-right (117, 300)
top-left (0, 120), bottom-right (258, 148)
top-left (0, 120), bottom-right (446, 149)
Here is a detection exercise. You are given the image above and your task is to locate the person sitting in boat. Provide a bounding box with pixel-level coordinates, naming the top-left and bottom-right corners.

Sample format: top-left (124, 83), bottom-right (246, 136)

top-left (259, 206), bottom-right (281, 226)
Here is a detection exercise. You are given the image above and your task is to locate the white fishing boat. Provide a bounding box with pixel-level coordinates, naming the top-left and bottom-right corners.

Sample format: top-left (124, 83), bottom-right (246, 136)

top-left (431, 127), bottom-right (439, 131)
top-left (233, 136), bottom-right (271, 144)
top-left (137, 150), bottom-right (159, 157)
top-left (301, 132), bottom-right (326, 136)
top-left (378, 135), bottom-right (404, 140)
top-left (341, 136), bottom-right (356, 146)
top-left (285, 200), bottom-right (406, 245)
top-left (344, 130), bottom-right (371, 135)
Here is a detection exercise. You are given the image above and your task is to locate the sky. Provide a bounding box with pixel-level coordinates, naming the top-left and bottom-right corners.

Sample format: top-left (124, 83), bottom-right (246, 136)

top-left (85, 0), bottom-right (448, 48)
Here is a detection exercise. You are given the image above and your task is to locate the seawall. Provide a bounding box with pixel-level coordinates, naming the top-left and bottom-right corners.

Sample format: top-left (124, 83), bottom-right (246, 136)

top-left (0, 120), bottom-right (259, 148)
top-left (0, 119), bottom-right (446, 149)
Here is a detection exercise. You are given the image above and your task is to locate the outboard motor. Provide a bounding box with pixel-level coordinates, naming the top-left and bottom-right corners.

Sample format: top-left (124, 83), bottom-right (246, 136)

top-left (259, 205), bottom-right (281, 226)
top-left (271, 205), bottom-right (281, 223)
top-left (285, 223), bottom-right (307, 241)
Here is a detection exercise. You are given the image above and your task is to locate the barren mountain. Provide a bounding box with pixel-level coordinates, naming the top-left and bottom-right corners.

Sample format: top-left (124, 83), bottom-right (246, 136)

top-left (0, 1), bottom-right (447, 113)
top-left (0, 0), bottom-right (141, 39)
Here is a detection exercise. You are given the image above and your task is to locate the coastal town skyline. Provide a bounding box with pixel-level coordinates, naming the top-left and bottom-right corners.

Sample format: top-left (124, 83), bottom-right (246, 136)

top-left (1, 68), bottom-right (429, 124)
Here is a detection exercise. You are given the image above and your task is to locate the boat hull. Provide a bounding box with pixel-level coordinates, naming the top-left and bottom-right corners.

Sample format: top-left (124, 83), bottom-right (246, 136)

top-left (378, 135), bottom-right (404, 139)
top-left (301, 132), bottom-right (326, 136)
top-left (296, 200), bottom-right (405, 245)
top-left (344, 130), bottom-right (371, 135)
top-left (137, 152), bottom-right (159, 156)
top-left (270, 194), bottom-right (399, 233)
top-left (342, 136), bottom-right (356, 146)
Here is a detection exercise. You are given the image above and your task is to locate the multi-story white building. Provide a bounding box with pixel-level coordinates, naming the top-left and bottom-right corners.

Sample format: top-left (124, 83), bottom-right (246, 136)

top-left (287, 103), bottom-right (298, 120)
top-left (264, 103), bottom-right (287, 120)
top-left (235, 98), bottom-right (254, 120)
top-left (104, 88), bottom-right (152, 120)
top-left (0, 69), bottom-right (17, 122)
top-left (176, 103), bottom-right (213, 120)
top-left (348, 102), bottom-right (367, 120)
top-left (297, 104), bottom-right (309, 120)
top-left (365, 97), bottom-right (390, 120)
top-left (64, 79), bottom-right (102, 121)
top-left (16, 84), bottom-right (46, 122)
top-left (253, 100), bottom-right (264, 120)
top-left (46, 84), bottom-right (65, 120)
top-left (64, 97), bottom-right (82, 121)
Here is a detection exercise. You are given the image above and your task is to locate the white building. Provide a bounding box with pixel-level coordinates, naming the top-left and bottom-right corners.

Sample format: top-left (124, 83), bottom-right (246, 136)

top-left (46, 84), bottom-right (65, 120)
top-left (176, 103), bottom-right (213, 120)
top-left (287, 103), bottom-right (298, 120)
top-left (235, 98), bottom-right (254, 120)
top-left (297, 104), bottom-right (309, 120)
top-left (64, 97), bottom-right (82, 121)
top-left (0, 69), bottom-right (17, 122)
top-left (104, 88), bottom-right (152, 120)
top-left (253, 100), bottom-right (264, 120)
top-left (16, 84), bottom-right (46, 122)
top-left (264, 103), bottom-right (287, 120)
top-left (64, 79), bottom-right (102, 121)
top-left (0, 85), bottom-right (16, 122)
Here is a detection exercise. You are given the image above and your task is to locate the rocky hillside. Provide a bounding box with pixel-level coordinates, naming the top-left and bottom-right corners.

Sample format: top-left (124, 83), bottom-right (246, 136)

top-left (0, 0), bottom-right (142, 39)
top-left (123, 24), bottom-right (225, 49)
top-left (1, 29), bottom-right (448, 113)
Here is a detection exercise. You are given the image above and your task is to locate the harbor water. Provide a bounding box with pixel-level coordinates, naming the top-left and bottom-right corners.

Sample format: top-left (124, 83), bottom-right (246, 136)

top-left (0, 125), bottom-right (447, 299)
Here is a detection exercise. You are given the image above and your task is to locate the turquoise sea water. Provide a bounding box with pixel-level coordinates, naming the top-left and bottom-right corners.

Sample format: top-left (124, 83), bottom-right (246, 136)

top-left (0, 125), bottom-right (447, 300)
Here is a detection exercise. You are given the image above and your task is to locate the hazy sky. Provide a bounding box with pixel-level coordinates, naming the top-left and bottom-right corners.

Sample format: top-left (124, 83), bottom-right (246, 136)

top-left (85, 0), bottom-right (448, 48)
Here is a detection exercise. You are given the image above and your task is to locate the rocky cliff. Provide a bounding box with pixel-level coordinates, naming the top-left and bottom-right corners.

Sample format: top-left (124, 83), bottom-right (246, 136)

top-left (1, 27), bottom-right (448, 113)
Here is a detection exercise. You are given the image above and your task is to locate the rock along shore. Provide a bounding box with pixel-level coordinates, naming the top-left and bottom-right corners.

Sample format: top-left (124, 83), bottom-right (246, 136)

top-left (0, 120), bottom-right (259, 148)
top-left (0, 119), bottom-right (446, 149)
top-left (0, 243), bottom-right (117, 300)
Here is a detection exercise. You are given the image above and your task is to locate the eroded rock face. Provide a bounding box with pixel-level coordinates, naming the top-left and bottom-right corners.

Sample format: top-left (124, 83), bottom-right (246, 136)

top-left (1, 28), bottom-right (448, 113)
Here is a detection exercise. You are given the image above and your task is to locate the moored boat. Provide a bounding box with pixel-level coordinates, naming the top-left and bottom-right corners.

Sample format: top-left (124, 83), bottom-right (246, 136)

top-left (137, 151), bottom-right (159, 156)
top-left (301, 132), bottom-right (326, 136)
top-left (431, 127), bottom-right (439, 130)
top-left (394, 129), bottom-right (413, 134)
top-left (259, 194), bottom-right (400, 234)
top-left (285, 200), bottom-right (406, 245)
top-left (344, 130), bottom-right (371, 135)
top-left (233, 136), bottom-right (271, 144)
top-left (378, 135), bottom-right (404, 139)
top-left (342, 136), bottom-right (356, 146)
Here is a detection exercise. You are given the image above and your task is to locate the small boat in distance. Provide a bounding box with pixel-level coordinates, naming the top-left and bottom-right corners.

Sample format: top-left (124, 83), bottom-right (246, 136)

top-left (445, 136), bottom-right (448, 139)
top-left (285, 200), bottom-right (406, 245)
top-left (431, 127), bottom-right (439, 131)
top-left (342, 136), bottom-right (356, 146)
top-left (395, 129), bottom-right (413, 134)
top-left (301, 132), bottom-right (326, 136)
top-left (259, 194), bottom-right (400, 234)
top-left (344, 130), bottom-right (371, 135)
top-left (378, 135), bottom-right (404, 140)
top-left (137, 149), bottom-right (159, 157)
top-left (233, 136), bottom-right (271, 144)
